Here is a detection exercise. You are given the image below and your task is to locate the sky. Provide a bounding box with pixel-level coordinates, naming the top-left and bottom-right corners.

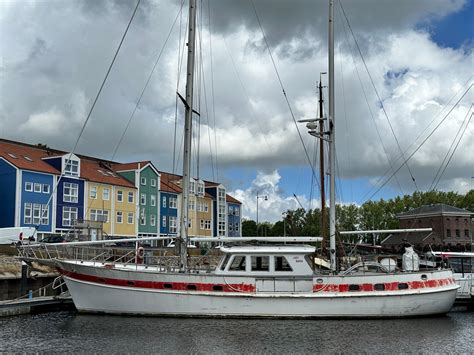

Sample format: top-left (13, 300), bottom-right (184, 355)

top-left (0, 0), bottom-right (473, 223)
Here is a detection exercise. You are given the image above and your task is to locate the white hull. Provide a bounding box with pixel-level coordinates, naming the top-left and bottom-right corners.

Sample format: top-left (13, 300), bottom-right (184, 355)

top-left (59, 261), bottom-right (458, 318)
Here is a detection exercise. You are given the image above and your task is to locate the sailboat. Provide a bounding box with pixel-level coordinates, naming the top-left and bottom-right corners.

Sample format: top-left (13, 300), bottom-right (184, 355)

top-left (20, 0), bottom-right (458, 317)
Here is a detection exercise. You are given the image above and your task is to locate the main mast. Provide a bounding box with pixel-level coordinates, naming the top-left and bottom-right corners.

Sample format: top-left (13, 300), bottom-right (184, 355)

top-left (328, 0), bottom-right (337, 271)
top-left (318, 78), bottom-right (326, 244)
top-left (179, 0), bottom-right (197, 271)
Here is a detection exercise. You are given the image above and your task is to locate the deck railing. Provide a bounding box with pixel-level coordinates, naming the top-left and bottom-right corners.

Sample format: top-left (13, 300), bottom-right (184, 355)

top-left (17, 243), bottom-right (221, 273)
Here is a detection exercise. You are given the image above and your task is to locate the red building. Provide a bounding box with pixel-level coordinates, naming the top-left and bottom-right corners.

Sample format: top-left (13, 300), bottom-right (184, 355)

top-left (382, 204), bottom-right (472, 251)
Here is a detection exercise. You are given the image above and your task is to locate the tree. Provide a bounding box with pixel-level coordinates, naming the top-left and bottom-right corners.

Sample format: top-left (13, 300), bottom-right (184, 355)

top-left (242, 219), bottom-right (257, 236)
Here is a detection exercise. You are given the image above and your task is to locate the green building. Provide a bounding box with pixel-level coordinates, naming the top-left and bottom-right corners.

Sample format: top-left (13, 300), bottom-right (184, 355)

top-left (113, 161), bottom-right (160, 238)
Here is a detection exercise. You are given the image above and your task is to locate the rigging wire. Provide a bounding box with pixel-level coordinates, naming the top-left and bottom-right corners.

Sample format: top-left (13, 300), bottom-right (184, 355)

top-left (114, 1), bottom-right (185, 162)
top-left (336, 1), bottom-right (405, 198)
top-left (37, 0), bottom-right (141, 229)
top-left (222, 35), bottom-right (273, 152)
top-left (431, 105), bottom-right (473, 190)
top-left (339, 0), bottom-right (418, 191)
top-left (366, 83), bottom-right (472, 201)
top-left (249, 0), bottom-right (321, 192)
top-left (173, 4), bottom-right (190, 174)
top-left (361, 76), bottom-right (474, 202)
top-left (207, 0), bottom-right (218, 181)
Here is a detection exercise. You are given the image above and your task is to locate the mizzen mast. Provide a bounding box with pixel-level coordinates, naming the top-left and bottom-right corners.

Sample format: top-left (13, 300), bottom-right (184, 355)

top-left (179, 0), bottom-right (197, 271)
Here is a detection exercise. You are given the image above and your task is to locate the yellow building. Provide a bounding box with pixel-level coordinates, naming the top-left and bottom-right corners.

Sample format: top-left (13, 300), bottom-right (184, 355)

top-left (188, 194), bottom-right (213, 238)
top-left (82, 159), bottom-right (137, 238)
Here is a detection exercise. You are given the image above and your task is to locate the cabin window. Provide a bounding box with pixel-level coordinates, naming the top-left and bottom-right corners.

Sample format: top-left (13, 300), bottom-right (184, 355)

top-left (251, 256), bottom-right (269, 272)
top-left (220, 254), bottom-right (231, 270)
top-left (274, 256), bottom-right (292, 272)
top-left (374, 283), bottom-right (385, 291)
top-left (398, 283), bottom-right (409, 290)
top-left (421, 274), bottom-right (428, 281)
top-left (186, 284), bottom-right (197, 291)
top-left (348, 284), bottom-right (360, 291)
top-left (163, 283), bottom-right (173, 289)
top-left (229, 256), bottom-right (246, 271)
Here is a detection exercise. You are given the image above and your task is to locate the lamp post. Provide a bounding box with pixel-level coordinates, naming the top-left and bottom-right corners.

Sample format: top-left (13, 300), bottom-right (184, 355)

top-left (256, 192), bottom-right (268, 236)
top-left (282, 212), bottom-right (287, 237)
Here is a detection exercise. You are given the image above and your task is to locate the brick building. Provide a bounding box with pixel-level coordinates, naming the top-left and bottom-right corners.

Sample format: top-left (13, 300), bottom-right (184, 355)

top-left (381, 204), bottom-right (472, 251)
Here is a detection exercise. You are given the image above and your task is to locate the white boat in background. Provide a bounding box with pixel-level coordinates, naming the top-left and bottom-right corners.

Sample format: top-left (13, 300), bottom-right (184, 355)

top-left (0, 227), bottom-right (36, 245)
top-left (18, 0), bottom-right (458, 318)
top-left (432, 251), bottom-right (473, 308)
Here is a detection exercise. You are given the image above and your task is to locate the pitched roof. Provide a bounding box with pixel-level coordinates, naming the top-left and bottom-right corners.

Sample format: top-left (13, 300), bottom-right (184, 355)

top-left (226, 194), bottom-right (241, 204)
top-left (112, 161), bottom-right (152, 172)
top-left (160, 179), bottom-right (181, 193)
top-left (80, 159), bottom-right (136, 188)
top-left (0, 139), bottom-right (60, 174)
top-left (397, 204), bottom-right (472, 219)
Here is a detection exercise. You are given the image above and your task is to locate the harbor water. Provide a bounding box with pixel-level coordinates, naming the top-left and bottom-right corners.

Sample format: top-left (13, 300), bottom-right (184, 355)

top-left (1, 311), bottom-right (472, 353)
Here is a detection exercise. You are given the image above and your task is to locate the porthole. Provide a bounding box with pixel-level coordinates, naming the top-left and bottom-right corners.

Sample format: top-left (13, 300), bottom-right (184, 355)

top-left (212, 285), bottom-right (223, 291)
top-left (374, 283), bottom-right (385, 291)
top-left (163, 283), bottom-right (173, 289)
top-left (421, 274), bottom-right (428, 281)
top-left (187, 284), bottom-right (197, 291)
top-left (98, 278), bottom-right (106, 283)
top-left (127, 281), bottom-right (135, 286)
top-left (398, 283), bottom-right (409, 290)
top-left (316, 278), bottom-right (324, 284)
top-left (348, 284), bottom-right (360, 291)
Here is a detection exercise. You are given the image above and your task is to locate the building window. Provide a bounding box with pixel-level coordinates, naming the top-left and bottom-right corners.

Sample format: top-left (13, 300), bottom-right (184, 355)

top-left (229, 223), bottom-right (234, 231)
top-left (455, 229), bottom-right (460, 238)
top-left (141, 177), bottom-right (146, 185)
top-left (200, 219), bottom-right (205, 230)
top-left (141, 194), bottom-right (146, 205)
top-left (464, 229), bottom-right (470, 238)
top-left (235, 223), bottom-right (239, 232)
top-left (128, 191), bottom-right (134, 203)
top-left (32, 204), bottom-right (41, 225)
top-left (189, 199), bottom-right (195, 210)
top-left (447, 229), bottom-right (451, 238)
top-left (34, 183), bottom-right (42, 193)
top-left (42, 184), bottom-right (50, 194)
top-left (140, 208), bottom-right (146, 225)
top-left (127, 212), bottom-right (134, 224)
top-left (90, 186), bottom-right (97, 199)
top-left (162, 196), bottom-right (166, 207)
top-left (162, 216), bottom-right (167, 227)
top-left (190, 180), bottom-right (196, 194)
top-left (64, 159), bottom-right (79, 177)
top-left (169, 197), bottom-right (177, 209)
top-left (151, 178), bottom-right (156, 187)
top-left (197, 182), bottom-right (204, 196)
top-left (151, 195), bottom-right (156, 207)
top-left (62, 206), bottom-right (78, 227)
top-left (103, 188), bottom-right (110, 200)
top-left (90, 209), bottom-right (108, 223)
top-left (169, 216), bottom-right (177, 233)
top-left (235, 207), bottom-right (240, 216)
top-left (24, 203), bottom-right (32, 224)
top-left (117, 190), bottom-right (123, 202)
top-left (205, 220), bottom-right (211, 230)
top-left (63, 182), bottom-right (79, 203)
top-left (116, 211), bottom-right (123, 224)
top-left (25, 182), bottom-right (33, 192)
top-left (150, 214), bottom-right (156, 226)
top-left (41, 205), bottom-right (49, 225)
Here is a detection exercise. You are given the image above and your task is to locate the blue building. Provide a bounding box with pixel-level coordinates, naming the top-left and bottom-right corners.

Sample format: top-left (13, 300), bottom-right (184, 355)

top-left (0, 140), bottom-right (58, 237)
top-left (226, 195), bottom-right (242, 237)
top-left (159, 176), bottom-right (180, 239)
top-left (43, 153), bottom-right (85, 232)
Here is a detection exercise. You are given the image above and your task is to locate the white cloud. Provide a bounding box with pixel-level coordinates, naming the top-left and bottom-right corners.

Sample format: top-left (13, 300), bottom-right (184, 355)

top-left (230, 170), bottom-right (320, 223)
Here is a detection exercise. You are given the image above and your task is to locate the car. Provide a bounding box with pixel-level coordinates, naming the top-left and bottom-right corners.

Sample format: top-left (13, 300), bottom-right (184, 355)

top-left (41, 235), bottom-right (65, 243)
